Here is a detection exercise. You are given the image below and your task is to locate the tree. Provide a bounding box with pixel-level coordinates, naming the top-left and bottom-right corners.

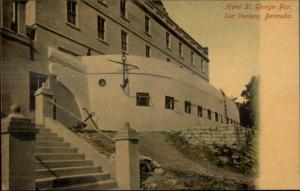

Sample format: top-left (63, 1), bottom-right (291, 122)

top-left (237, 76), bottom-right (259, 128)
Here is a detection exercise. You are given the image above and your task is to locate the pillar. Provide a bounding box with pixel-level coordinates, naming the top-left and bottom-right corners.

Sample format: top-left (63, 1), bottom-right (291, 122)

top-left (115, 121), bottom-right (140, 190)
top-left (1, 105), bottom-right (38, 190)
top-left (34, 83), bottom-right (54, 126)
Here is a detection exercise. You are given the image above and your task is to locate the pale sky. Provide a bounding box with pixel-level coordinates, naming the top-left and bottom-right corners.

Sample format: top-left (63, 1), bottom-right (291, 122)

top-left (163, 0), bottom-right (259, 101)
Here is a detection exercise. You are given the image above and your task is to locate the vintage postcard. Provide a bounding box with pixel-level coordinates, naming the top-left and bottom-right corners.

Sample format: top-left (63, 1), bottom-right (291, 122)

top-left (1, 0), bottom-right (299, 190)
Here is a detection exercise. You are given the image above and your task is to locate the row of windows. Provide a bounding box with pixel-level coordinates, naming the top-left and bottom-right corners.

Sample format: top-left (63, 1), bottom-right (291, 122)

top-left (136, 92), bottom-right (239, 125)
top-left (65, 0), bottom-right (206, 73)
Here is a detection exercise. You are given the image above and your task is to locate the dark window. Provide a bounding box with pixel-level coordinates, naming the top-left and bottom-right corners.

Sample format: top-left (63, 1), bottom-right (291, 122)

top-left (184, 101), bottom-right (191, 114)
top-left (29, 72), bottom-right (47, 110)
top-left (67, 0), bottom-right (77, 25)
top-left (215, 112), bottom-right (219, 122)
top-left (179, 42), bottom-right (183, 57)
top-left (146, 45), bottom-right (151, 57)
top-left (226, 117), bottom-right (229, 124)
top-left (197, 106), bottom-right (202, 117)
top-left (191, 51), bottom-right (194, 65)
top-left (121, 30), bottom-right (128, 52)
top-left (120, 0), bottom-right (127, 18)
top-left (167, 58), bottom-right (171, 62)
top-left (145, 15), bottom-right (150, 33)
top-left (165, 96), bottom-right (174, 110)
top-left (136, 92), bottom-right (150, 106)
top-left (230, 119), bottom-right (233, 124)
top-left (3, 1), bottom-right (18, 32)
top-left (166, 32), bottom-right (170, 48)
top-left (207, 109), bottom-right (212, 120)
top-left (97, 16), bottom-right (105, 40)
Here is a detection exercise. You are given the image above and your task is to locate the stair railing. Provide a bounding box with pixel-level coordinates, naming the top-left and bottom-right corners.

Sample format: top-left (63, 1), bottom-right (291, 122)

top-left (46, 98), bottom-right (115, 143)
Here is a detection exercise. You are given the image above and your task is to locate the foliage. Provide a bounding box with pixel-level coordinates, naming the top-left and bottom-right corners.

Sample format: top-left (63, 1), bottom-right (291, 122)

top-left (236, 76), bottom-right (259, 128)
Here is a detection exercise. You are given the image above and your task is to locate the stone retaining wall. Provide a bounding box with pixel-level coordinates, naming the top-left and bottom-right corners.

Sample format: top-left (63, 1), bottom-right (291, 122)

top-left (172, 125), bottom-right (251, 148)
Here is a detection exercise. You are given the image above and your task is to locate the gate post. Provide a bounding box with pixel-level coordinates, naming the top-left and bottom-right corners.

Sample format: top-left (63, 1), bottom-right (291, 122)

top-left (115, 121), bottom-right (140, 190)
top-left (35, 83), bottom-right (53, 125)
top-left (1, 105), bottom-right (38, 190)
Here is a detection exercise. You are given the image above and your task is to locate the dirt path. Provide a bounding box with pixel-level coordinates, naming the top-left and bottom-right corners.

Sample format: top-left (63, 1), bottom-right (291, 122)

top-left (139, 132), bottom-right (254, 183)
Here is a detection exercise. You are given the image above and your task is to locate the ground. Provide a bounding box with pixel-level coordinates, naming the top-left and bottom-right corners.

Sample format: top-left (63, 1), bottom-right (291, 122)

top-left (139, 132), bottom-right (256, 190)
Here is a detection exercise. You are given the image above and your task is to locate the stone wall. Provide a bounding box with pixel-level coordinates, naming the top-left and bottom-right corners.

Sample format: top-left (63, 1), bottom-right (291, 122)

top-left (172, 125), bottom-right (250, 148)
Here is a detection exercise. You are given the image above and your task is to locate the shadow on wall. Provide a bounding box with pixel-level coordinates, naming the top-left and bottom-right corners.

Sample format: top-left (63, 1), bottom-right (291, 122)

top-left (53, 80), bottom-right (82, 129)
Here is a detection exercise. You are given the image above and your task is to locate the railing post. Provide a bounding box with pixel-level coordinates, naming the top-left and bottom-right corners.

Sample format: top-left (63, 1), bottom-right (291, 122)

top-left (35, 83), bottom-right (54, 125)
top-left (115, 121), bottom-right (140, 190)
top-left (1, 105), bottom-right (38, 190)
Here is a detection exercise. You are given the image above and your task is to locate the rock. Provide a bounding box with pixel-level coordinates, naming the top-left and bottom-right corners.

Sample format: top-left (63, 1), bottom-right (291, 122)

top-left (152, 167), bottom-right (165, 175)
top-left (146, 182), bottom-right (157, 190)
top-left (165, 179), bottom-right (177, 185)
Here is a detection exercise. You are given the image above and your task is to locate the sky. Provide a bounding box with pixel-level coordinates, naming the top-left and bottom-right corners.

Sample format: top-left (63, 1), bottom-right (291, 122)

top-left (163, 0), bottom-right (259, 101)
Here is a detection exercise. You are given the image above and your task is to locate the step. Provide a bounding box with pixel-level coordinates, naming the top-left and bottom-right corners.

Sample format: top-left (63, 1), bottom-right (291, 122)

top-left (36, 142), bottom-right (70, 148)
top-left (36, 160), bottom-right (93, 169)
top-left (51, 179), bottom-right (117, 190)
top-left (36, 128), bottom-right (51, 133)
top-left (36, 153), bottom-right (85, 161)
top-left (36, 136), bottom-right (64, 142)
top-left (37, 133), bottom-right (58, 139)
top-left (37, 132), bottom-right (58, 137)
top-left (36, 166), bottom-right (102, 179)
top-left (36, 147), bottom-right (77, 154)
top-left (36, 172), bottom-right (111, 190)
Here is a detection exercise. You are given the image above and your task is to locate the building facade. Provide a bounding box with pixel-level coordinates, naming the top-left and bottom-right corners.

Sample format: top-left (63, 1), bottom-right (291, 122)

top-left (1, 0), bottom-right (240, 131)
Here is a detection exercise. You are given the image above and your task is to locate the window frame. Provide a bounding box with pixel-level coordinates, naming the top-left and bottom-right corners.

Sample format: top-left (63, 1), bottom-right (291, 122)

top-left (184, 101), bottom-right (191, 114)
top-left (136, 92), bottom-right (150, 107)
top-left (97, 15), bottom-right (106, 40)
top-left (120, 0), bottom-right (127, 19)
top-left (121, 30), bottom-right (128, 52)
top-left (166, 32), bottom-right (171, 49)
top-left (145, 15), bottom-right (151, 34)
top-left (67, 0), bottom-right (78, 26)
top-left (207, 109), bottom-right (212, 120)
top-left (197, 106), bottom-right (202, 117)
top-left (165, 96), bottom-right (175, 110)
top-left (179, 42), bottom-right (183, 58)
top-left (146, 45), bottom-right (151, 58)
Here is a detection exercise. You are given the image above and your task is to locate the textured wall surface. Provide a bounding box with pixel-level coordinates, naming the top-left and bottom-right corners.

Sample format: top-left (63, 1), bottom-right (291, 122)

top-left (172, 125), bottom-right (249, 148)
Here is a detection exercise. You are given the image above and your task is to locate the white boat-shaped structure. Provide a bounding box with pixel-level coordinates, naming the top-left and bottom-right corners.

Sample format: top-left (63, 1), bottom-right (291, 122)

top-left (48, 47), bottom-right (240, 131)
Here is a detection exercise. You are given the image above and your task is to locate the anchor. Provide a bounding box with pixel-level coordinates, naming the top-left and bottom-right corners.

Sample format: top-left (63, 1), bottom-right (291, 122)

top-left (73, 107), bottom-right (98, 130)
top-left (108, 52), bottom-right (139, 89)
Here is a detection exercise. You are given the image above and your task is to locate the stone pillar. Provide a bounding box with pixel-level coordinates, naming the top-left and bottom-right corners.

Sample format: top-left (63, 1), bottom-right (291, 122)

top-left (1, 105), bottom-right (38, 190)
top-left (115, 122), bottom-right (140, 190)
top-left (35, 83), bottom-right (54, 125)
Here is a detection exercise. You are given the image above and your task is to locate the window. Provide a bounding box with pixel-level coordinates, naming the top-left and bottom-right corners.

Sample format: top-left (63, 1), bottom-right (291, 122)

top-left (201, 59), bottom-right (205, 73)
top-left (67, 0), bottom-right (77, 25)
top-left (165, 96), bottom-right (174, 110)
top-left (184, 101), bottom-right (191, 114)
top-left (215, 112), bottom-right (219, 122)
top-left (179, 42), bottom-right (183, 57)
top-left (207, 109), bottom-right (212, 120)
top-left (226, 117), bottom-right (229, 124)
top-left (97, 16), bottom-right (105, 40)
top-left (3, 1), bottom-right (18, 32)
top-left (29, 72), bottom-right (48, 110)
top-left (146, 45), bottom-right (151, 57)
top-left (191, 51), bottom-right (194, 66)
top-left (120, 0), bottom-right (127, 18)
top-left (145, 15), bottom-right (150, 34)
top-left (220, 115), bottom-right (223, 123)
top-left (121, 30), bottom-right (128, 52)
top-left (166, 32), bottom-right (171, 48)
top-left (197, 106), bottom-right (202, 117)
top-left (136, 92), bottom-right (150, 106)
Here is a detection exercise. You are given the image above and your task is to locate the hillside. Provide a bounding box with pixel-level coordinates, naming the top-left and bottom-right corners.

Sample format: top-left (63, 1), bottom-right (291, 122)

top-left (139, 132), bottom-right (255, 190)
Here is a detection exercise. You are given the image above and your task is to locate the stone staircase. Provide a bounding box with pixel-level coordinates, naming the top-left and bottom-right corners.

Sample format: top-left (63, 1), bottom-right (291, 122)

top-left (35, 126), bottom-right (117, 190)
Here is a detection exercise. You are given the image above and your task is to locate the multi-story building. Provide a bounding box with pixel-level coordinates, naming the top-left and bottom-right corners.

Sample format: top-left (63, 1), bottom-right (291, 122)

top-left (1, 0), bottom-right (240, 131)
